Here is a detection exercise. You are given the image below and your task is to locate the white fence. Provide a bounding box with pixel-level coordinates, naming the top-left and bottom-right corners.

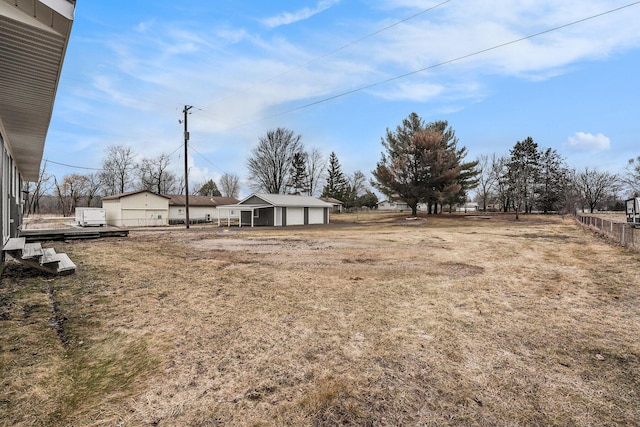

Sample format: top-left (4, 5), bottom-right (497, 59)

top-left (575, 213), bottom-right (639, 250)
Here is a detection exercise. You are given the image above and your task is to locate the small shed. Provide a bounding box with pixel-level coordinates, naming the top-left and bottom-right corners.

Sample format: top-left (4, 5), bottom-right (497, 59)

top-left (167, 195), bottom-right (239, 224)
top-left (320, 197), bottom-right (344, 213)
top-left (217, 194), bottom-right (332, 227)
top-left (102, 190), bottom-right (170, 227)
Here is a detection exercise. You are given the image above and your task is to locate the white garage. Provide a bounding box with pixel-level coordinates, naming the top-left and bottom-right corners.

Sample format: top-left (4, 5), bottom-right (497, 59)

top-left (102, 190), bottom-right (170, 227)
top-left (217, 194), bottom-right (332, 227)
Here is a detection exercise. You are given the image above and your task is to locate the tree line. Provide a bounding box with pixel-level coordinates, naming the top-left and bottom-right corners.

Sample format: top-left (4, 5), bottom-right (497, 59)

top-left (25, 111), bottom-right (640, 217)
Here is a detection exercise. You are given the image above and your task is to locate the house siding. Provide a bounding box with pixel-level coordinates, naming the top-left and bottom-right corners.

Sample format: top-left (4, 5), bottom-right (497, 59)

top-left (1, 136), bottom-right (21, 245)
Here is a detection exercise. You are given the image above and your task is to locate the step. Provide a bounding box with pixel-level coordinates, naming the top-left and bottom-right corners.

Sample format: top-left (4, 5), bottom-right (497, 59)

top-left (55, 253), bottom-right (76, 275)
top-left (22, 242), bottom-right (43, 259)
top-left (40, 248), bottom-right (60, 266)
top-left (2, 237), bottom-right (25, 252)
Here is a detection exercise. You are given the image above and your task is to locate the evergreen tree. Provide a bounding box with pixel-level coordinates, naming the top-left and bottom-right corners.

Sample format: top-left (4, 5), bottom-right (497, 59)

top-left (538, 148), bottom-right (568, 213)
top-left (322, 152), bottom-right (348, 200)
top-left (506, 137), bottom-right (540, 218)
top-left (196, 179), bottom-right (222, 197)
top-left (372, 113), bottom-right (474, 216)
top-left (287, 151), bottom-right (309, 195)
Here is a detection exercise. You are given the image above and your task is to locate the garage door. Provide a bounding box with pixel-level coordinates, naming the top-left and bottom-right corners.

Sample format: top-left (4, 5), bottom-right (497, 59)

top-left (308, 207), bottom-right (325, 224)
top-left (286, 207), bottom-right (304, 225)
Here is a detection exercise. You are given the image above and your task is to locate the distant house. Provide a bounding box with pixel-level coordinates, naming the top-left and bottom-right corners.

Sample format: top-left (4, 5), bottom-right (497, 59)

top-left (377, 199), bottom-right (410, 212)
top-left (217, 194), bottom-right (333, 227)
top-left (167, 195), bottom-right (239, 224)
top-left (102, 191), bottom-right (170, 227)
top-left (320, 197), bottom-right (344, 213)
top-left (456, 202), bottom-right (479, 212)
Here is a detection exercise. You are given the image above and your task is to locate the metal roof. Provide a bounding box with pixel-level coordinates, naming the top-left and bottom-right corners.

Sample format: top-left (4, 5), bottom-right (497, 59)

top-left (102, 190), bottom-right (172, 201)
top-left (239, 193), bottom-right (334, 208)
top-left (0, 0), bottom-right (74, 181)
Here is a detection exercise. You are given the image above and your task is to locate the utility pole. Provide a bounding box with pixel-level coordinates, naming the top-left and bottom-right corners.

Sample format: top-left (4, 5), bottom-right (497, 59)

top-left (183, 105), bottom-right (193, 229)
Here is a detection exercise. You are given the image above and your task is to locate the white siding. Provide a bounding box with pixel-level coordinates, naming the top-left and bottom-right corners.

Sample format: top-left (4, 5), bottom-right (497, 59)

top-left (103, 192), bottom-right (169, 227)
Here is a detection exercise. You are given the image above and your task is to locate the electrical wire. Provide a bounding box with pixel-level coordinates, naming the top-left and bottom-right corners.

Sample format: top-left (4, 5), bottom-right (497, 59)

top-left (204, 0), bottom-right (452, 110)
top-left (230, 0), bottom-right (640, 127)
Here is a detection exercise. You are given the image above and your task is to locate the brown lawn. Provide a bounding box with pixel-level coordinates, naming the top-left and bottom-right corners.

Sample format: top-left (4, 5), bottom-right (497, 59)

top-left (1, 213), bottom-right (639, 426)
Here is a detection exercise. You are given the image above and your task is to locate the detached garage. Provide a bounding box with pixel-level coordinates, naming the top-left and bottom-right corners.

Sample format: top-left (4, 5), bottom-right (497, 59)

top-left (102, 190), bottom-right (170, 227)
top-left (217, 194), bottom-right (332, 227)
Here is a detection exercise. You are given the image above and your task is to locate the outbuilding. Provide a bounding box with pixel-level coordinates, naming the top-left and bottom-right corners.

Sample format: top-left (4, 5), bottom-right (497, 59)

top-left (217, 194), bottom-right (332, 227)
top-left (320, 197), bottom-right (344, 213)
top-left (167, 195), bottom-right (239, 224)
top-left (102, 191), bottom-right (170, 227)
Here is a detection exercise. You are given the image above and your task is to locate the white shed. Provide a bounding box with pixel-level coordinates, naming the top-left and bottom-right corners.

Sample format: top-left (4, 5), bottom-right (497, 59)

top-left (102, 191), bottom-right (170, 227)
top-left (217, 194), bottom-right (332, 227)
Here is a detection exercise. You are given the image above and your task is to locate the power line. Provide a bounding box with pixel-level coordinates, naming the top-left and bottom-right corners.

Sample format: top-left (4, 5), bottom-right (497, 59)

top-left (45, 141), bottom-right (186, 173)
top-left (44, 159), bottom-right (103, 171)
top-left (207, 0), bottom-right (452, 109)
top-left (232, 0), bottom-right (640, 126)
top-left (189, 145), bottom-right (226, 174)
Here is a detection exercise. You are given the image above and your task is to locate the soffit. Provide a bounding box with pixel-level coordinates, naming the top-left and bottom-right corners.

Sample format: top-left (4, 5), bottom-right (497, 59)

top-left (0, 0), bottom-right (73, 181)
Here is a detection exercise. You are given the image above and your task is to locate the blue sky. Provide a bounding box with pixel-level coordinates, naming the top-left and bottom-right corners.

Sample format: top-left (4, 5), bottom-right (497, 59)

top-left (46, 0), bottom-right (640, 197)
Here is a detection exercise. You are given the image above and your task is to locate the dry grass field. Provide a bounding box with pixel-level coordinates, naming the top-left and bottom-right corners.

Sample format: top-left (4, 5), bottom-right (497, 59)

top-left (1, 213), bottom-right (639, 426)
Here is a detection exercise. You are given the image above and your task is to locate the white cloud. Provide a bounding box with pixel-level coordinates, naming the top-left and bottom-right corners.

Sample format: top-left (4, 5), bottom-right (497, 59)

top-left (566, 132), bottom-right (611, 152)
top-left (262, 0), bottom-right (340, 28)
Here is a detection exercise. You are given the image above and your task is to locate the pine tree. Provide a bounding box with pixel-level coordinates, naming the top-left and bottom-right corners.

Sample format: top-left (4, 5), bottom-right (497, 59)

top-left (287, 152), bottom-right (309, 195)
top-left (322, 152), bottom-right (348, 200)
top-left (372, 113), bottom-right (476, 216)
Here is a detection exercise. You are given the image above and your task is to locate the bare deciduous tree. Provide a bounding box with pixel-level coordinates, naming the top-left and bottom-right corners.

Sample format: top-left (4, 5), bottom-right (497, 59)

top-left (137, 153), bottom-right (177, 194)
top-left (85, 173), bottom-right (103, 207)
top-left (25, 161), bottom-right (52, 215)
top-left (247, 128), bottom-right (303, 194)
top-left (219, 172), bottom-right (240, 198)
top-left (100, 145), bottom-right (137, 195)
top-left (572, 167), bottom-right (619, 213)
top-left (54, 174), bottom-right (89, 217)
top-left (624, 156), bottom-right (640, 196)
top-left (475, 154), bottom-right (497, 212)
top-left (305, 148), bottom-right (326, 196)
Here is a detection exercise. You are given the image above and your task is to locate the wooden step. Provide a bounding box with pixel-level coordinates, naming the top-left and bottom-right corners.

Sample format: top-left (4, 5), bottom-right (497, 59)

top-left (55, 253), bottom-right (76, 275)
top-left (2, 237), bottom-right (25, 252)
top-left (22, 242), bottom-right (43, 259)
top-left (40, 248), bottom-right (60, 266)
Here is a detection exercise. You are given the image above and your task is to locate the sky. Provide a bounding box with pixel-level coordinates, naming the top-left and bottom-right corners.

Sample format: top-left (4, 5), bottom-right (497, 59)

top-left (45, 0), bottom-right (640, 198)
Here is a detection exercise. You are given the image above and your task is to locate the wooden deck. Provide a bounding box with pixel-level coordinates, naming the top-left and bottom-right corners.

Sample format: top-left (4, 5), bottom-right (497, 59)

top-left (19, 226), bottom-right (129, 242)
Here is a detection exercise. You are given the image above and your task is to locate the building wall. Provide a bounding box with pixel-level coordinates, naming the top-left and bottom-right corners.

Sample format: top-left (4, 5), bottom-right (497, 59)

top-left (120, 192), bottom-right (167, 210)
top-left (103, 193), bottom-right (168, 227)
top-left (102, 200), bottom-right (122, 226)
top-left (169, 205), bottom-right (239, 222)
top-left (121, 209), bottom-right (167, 227)
top-left (1, 136), bottom-right (21, 244)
